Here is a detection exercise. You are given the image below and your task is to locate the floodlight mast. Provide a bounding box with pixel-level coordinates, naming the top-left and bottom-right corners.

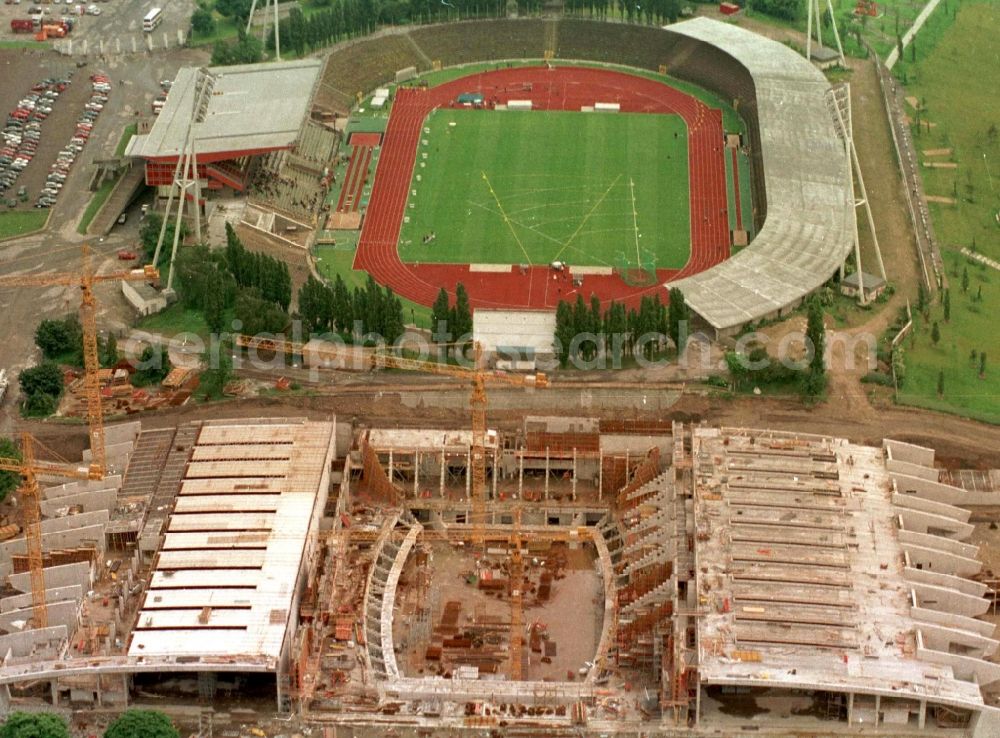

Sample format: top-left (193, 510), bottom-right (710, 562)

top-left (245, 0), bottom-right (280, 60)
top-left (806, 0), bottom-right (846, 67)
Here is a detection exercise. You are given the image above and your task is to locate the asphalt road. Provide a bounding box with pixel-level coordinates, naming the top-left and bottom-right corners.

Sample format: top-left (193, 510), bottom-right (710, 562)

top-left (0, 45), bottom-right (208, 430)
top-left (1, 0), bottom-right (196, 53)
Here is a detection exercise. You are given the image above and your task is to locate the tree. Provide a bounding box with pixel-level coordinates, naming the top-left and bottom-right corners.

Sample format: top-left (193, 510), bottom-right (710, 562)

top-left (199, 339), bottom-right (233, 400)
top-left (19, 362), bottom-right (63, 400)
top-left (298, 276), bottom-right (332, 335)
top-left (214, 0), bottom-right (251, 20)
top-left (936, 370), bottom-right (944, 397)
top-left (450, 283), bottom-right (473, 349)
top-left (0, 712), bottom-right (70, 738)
top-left (212, 29), bottom-right (263, 65)
top-left (131, 346), bottom-right (171, 387)
top-left (101, 333), bottom-right (119, 369)
top-left (961, 266), bottom-right (969, 292)
top-left (931, 321), bottom-right (940, 346)
top-left (943, 288), bottom-right (950, 322)
top-left (0, 437), bottom-right (21, 503)
top-left (190, 7), bottom-right (216, 36)
top-left (140, 213), bottom-right (188, 265)
top-left (34, 317), bottom-right (80, 361)
top-left (104, 709), bottom-right (179, 738)
top-left (804, 297), bottom-right (827, 397)
top-left (916, 280), bottom-right (928, 313)
top-left (554, 300), bottom-right (574, 368)
top-left (203, 269), bottom-right (227, 335)
top-left (667, 287), bottom-right (689, 353)
top-left (235, 289), bottom-right (287, 336)
top-left (431, 288), bottom-right (451, 345)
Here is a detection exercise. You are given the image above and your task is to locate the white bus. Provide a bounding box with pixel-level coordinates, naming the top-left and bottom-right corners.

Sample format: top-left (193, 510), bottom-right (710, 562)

top-left (142, 7), bottom-right (162, 32)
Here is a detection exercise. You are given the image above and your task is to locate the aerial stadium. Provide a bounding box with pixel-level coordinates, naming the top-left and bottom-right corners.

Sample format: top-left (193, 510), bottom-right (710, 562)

top-left (126, 17), bottom-right (855, 341)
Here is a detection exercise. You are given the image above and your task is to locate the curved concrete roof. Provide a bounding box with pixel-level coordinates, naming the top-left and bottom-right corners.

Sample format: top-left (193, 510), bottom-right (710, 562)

top-left (668, 18), bottom-right (854, 333)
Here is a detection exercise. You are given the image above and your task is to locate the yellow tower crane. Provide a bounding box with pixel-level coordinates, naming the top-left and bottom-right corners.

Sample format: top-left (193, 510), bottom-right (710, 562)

top-left (233, 334), bottom-right (548, 543)
top-left (0, 433), bottom-right (97, 628)
top-left (0, 245), bottom-right (159, 478)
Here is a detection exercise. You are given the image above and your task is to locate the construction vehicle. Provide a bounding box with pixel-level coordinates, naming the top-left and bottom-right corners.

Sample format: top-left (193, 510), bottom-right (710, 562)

top-left (0, 245), bottom-right (159, 478)
top-left (0, 433), bottom-right (96, 629)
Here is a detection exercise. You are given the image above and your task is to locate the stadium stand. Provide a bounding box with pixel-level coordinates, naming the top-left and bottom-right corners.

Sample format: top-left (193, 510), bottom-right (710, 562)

top-left (315, 18), bottom-right (850, 334)
top-left (248, 121), bottom-right (339, 222)
top-left (408, 20), bottom-right (547, 66)
top-left (315, 35), bottom-right (429, 114)
top-left (666, 19), bottom-right (851, 335)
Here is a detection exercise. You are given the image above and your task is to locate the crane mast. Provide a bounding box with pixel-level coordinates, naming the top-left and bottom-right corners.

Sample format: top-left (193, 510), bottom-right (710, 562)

top-left (79, 246), bottom-right (106, 478)
top-left (20, 434), bottom-right (46, 629)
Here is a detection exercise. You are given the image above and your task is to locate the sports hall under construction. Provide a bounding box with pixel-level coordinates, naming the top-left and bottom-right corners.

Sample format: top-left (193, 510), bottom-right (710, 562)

top-left (1, 412), bottom-right (999, 737)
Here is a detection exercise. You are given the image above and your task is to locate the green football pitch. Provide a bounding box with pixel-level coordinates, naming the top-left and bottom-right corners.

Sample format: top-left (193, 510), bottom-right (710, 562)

top-left (397, 109), bottom-right (690, 270)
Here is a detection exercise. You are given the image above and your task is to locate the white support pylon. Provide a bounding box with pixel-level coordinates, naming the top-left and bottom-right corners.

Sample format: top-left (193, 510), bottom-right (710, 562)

top-left (827, 83), bottom-right (886, 304)
top-left (806, 0), bottom-right (846, 68)
top-left (159, 69), bottom-right (213, 296)
top-left (245, 0), bottom-right (280, 60)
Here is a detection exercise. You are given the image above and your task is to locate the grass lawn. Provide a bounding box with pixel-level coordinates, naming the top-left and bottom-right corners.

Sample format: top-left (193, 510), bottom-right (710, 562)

top-left (0, 210), bottom-right (49, 240)
top-left (76, 179), bottom-right (114, 235)
top-left (732, 0), bottom-right (952, 60)
top-left (115, 123), bottom-right (138, 157)
top-left (891, 0), bottom-right (1000, 422)
top-left (313, 246), bottom-right (433, 328)
top-left (397, 109), bottom-right (689, 270)
top-left (189, 14), bottom-right (242, 47)
top-left (896, 253), bottom-right (999, 424)
top-left (136, 302), bottom-right (212, 338)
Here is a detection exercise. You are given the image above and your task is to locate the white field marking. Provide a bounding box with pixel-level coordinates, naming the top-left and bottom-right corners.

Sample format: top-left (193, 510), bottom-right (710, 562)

top-left (552, 174), bottom-right (624, 262)
top-left (480, 171), bottom-right (534, 265)
top-left (629, 176), bottom-right (641, 266)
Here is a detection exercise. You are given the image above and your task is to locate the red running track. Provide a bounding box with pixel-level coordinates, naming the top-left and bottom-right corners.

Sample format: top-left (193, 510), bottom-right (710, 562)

top-left (336, 145), bottom-right (373, 213)
top-left (354, 66), bottom-right (730, 311)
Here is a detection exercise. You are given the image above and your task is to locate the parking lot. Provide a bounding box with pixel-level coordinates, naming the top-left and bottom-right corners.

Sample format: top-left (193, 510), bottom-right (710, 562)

top-left (1, 0), bottom-right (195, 54)
top-left (0, 54), bottom-right (92, 213)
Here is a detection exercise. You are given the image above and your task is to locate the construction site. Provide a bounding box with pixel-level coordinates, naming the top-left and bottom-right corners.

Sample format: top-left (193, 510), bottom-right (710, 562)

top-left (1, 404), bottom-right (999, 736)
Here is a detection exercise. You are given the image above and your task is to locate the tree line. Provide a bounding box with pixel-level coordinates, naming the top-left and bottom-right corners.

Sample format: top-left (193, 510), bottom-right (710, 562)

top-left (552, 287), bottom-right (690, 367)
top-left (173, 223), bottom-right (292, 335)
top-left (1, 708), bottom-right (179, 738)
top-left (430, 285), bottom-right (473, 349)
top-left (563, 0), bottom-right (681, 25)
top-left (20, 314), bottom-right (122, 418)
top-left (297, 272), bottom-right (405, 345)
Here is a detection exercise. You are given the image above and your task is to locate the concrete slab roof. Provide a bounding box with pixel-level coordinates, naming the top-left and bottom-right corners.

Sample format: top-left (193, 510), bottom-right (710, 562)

top-left (667, 19), bottom-right (853, 332)
top-left (366, 428), bottom-right (499, 451)
top-left (126, 59), bottom-right (322, 161)
top-left (128, 419), bottom-right (335, 664)
top-left (692, 427), bottom-right (994, 711)
top-left (473, 310), bottom-right (556, 356)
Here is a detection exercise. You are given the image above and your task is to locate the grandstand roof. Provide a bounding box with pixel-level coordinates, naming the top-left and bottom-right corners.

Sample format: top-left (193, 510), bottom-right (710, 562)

top-left (667, 19), bottom-right (854, 334)
top-left (127, 419), bottom-right (335, 665)
top-left (126, 59), bottom-right (322, 161)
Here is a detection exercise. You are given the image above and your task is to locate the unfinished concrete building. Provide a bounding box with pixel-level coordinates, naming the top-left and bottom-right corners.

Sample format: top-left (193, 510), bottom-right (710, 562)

top-left (300, 423), bottom-right (1000, 736)
top-left (0, 417), bottom-right (339, 714)
top-left (2, 417), bottom-right (998, 736)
